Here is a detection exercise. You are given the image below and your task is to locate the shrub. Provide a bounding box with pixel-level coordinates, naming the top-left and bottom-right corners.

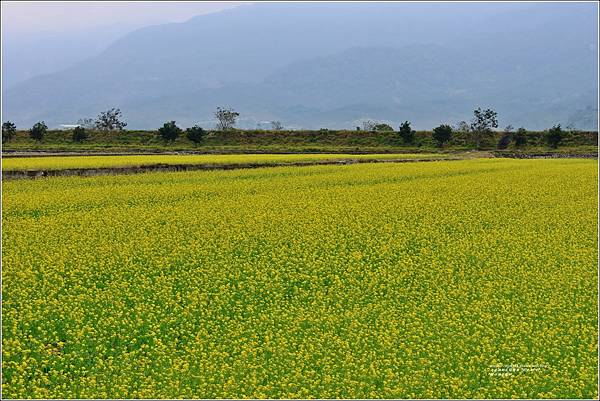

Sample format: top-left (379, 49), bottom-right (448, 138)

top-left (497, 125), bottom-right (513, 150)
top-left (186, 125), bottom-right (206, 144)
top-left (72, 126), bottom-right (88, 142)
top-left (29, 121), bottom-right (48, 142)
top-left (2, 121), bottom-right (16, 143)
top-left (514, 127), bottom-right (527, 146)
top-left (398, 121), bottom-right (415, 144)
top-left (545, 124), bottom-right (563, 148)
top-left (497, 134), bottom-right (511, 149)
top-left (374, 123), bottom-right (394, 132)
top-left (158, 121), bottom-right (182, 142)
top-left (432, 124), bottom-right (453, 147)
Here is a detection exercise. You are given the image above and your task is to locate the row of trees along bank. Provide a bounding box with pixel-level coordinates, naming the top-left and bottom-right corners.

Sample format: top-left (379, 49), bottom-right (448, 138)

top-left (2, 107), bottom-right (596, 149)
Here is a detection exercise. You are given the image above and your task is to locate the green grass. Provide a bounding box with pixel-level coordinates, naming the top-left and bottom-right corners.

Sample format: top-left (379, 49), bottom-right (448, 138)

top-left (2, 159), bottom-right (597, 398)
top-left (3, 129), bottom-right (597, 154)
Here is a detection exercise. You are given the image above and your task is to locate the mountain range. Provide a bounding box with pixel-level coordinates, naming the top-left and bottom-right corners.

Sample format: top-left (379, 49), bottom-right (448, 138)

top-left (2, 2), bottom-right (598, 130)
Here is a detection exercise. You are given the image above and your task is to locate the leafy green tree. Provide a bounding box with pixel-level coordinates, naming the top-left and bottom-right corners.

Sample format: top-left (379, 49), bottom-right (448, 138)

top-left (158, 121), bottom-right (182, 142)
top-left (2, 121), bottom-right (17, 143)
top-left (545, 124), bottom-right (564, 148)
top-left (72, 126), bottom-right (88, 142)
top-left (470, 108), bottom-right (498, 148)
top-left (29, 121), bottom-right (48, 142)
top-left (186, 125), bottom-right (206, 144)
top-left (514, 127), bottom-right (527, 146)
top-left (432, 124), bottom-right (453, 147)
top-left (398, 121), bottom-right (415, 144)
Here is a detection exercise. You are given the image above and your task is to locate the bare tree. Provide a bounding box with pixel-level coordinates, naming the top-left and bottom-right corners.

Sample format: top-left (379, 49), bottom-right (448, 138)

top-left (565, 124), bottom-right (580, 134)
top-left (361, 120), bottom-right (376, 131)
top-left (95, 108), bottom-right (127, 131)
top-left (454, 120), bottom-right (470, 133)
top-left (214, 107), bottom-right (239, 131)
top-left (271, 121), bottom-right (284, 130)
top-left (77, 118), bottom-right (96, 129)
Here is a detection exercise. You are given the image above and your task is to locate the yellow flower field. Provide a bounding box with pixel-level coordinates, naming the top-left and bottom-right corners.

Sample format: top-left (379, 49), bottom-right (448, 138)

top-left (1, 159), bottom-right (597, 398)
top-left (1, 153), bottom-right (451, 171)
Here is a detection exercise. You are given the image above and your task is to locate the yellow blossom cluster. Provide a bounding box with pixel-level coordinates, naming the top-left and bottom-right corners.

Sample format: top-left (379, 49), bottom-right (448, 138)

top-left (1, 159), bottom-right (597, 398)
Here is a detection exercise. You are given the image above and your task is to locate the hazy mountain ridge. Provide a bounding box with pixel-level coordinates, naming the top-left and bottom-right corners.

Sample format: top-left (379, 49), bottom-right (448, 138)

top-left (3, 2), bottom-right (598, 129)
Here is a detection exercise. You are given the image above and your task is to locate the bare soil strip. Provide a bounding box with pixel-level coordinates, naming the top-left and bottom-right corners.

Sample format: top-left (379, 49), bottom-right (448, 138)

top-left (1, 149), bottom-right (453, 158)
top-left (491, 152), bottom-right (598, 159)
top-left (2, 157), bottom-right (460, 180)
top-left (3, 152), bottom-right (596, 180)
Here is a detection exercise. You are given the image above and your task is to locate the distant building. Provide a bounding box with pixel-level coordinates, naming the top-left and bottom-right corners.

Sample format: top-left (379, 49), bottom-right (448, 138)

top-left (58, 124), bottom-right (81, 130)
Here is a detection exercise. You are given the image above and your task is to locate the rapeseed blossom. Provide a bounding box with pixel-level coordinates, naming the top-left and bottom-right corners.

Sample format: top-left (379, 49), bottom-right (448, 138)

top-left (1, 159), bottom-right (597, 398)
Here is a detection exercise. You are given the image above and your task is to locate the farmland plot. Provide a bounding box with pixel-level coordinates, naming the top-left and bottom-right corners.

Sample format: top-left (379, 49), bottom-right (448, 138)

top-left (1, 159), bottom-right (597, 399)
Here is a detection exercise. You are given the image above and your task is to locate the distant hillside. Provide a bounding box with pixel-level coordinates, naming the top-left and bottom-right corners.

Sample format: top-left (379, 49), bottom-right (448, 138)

top-left (2, 2), bottom-right (598, 130)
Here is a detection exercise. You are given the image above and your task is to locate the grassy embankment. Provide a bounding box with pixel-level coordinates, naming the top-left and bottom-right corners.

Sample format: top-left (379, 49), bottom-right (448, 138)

top-left (2, 129), bottom-right (597, 154)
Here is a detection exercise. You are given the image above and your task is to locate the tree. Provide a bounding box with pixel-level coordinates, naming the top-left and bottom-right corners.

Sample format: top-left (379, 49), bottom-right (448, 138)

top-left (545, 124), bottom-right (564, 148)
top-left (432, 124), bottom-right (453, 147)
top-left (470, 107), bottom-right (498, 148)
top-left (158, 121), bottom-right (182, 142)
top-left (497, 125), bottom-right (514, 149)
top-left (361, 120), bottom-right (376, 131)
top-left (398, 121), bottom-right (415, 144)
top-left (77, 118), bottom-right (96, 129)
top-left (2, 121), bottom-right (16, 143)
top-left (514, 127), bottom-right (527, 146)
top-left (186, 125), bottom-right (206, 144)
top-left (565, 124), bottom-right (579, 133)
top-left (95, 108), bottom-right (127, 131)
top-left (72, 126), bottom-right (88, 142)
top-left (374, 123), bottom-right (394, 132)
top-left (214, 107), bottom-right (239, 131)
top-left (271, 121), bottom-right (284, 130)
top-left (454, 120), bottom-right (470, 133)
top-left (29, 121), bottom-right (48, 142)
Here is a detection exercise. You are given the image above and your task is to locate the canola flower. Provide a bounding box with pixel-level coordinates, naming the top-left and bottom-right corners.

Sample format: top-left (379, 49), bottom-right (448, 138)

top-left (1, 159), bottom-right (598, 399)
top-left (1, 153), bottom-right (450, 172)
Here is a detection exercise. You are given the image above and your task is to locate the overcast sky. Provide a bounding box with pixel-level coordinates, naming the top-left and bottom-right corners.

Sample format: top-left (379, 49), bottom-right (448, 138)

top-left (2, 1), bottom-right (248, 36)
